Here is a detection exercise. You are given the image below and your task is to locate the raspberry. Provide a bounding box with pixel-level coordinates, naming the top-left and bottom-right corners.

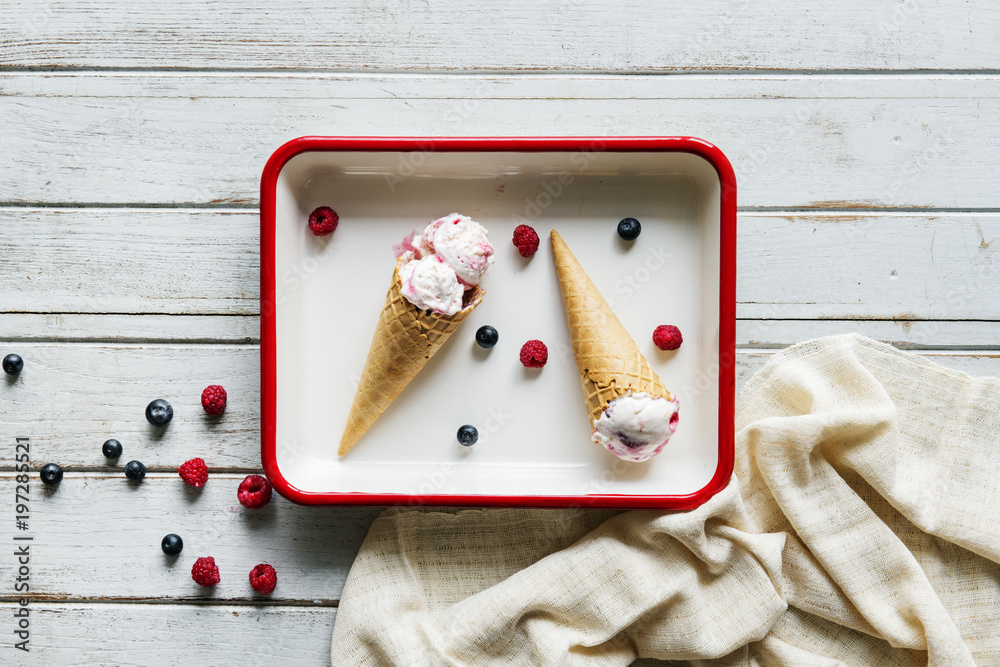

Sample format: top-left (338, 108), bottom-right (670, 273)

top-left (512, 224), bottom-right (540, 257)
top-left (519, 340), bottom-right (548, 368)
top-left (238, 474), bottom-right (273, 509)
top-left (177, 457), bottom-right (209, 488)
top-left (191, 556), bottom-right (220, 587)
top-left (653, 325), bottom-right (683, 351)
top-left (308, 206), bottom-right (339, 236)
top-left (249, 563), bottom-right (277, 594)
top-left (201, 385), bottom-right (227, 416)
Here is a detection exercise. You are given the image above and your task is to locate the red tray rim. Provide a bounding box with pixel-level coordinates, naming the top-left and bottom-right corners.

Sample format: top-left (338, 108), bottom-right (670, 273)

top-left (260, 136), bottom-right (737, 510)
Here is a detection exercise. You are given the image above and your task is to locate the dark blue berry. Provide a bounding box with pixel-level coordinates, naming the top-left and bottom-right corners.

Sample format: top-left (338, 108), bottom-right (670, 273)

top-left (40, 463), bottom-right (63, 485)
top-left (145, 399), bottom-right (173, 427)
top-left (617, 218), bottom-right (641, 241)
top-left (3, 353), bottom-right (23, 375)
top-left (457, 424), bottom-right (479, 447)
top-left (161, 534), bottom-right (183, 556)
top-left (102, 439), bottom-right (123, 459)
top-left (475, 325), bottom-right (499, 349)
top-left (125, 460), bottom-right (146, 481)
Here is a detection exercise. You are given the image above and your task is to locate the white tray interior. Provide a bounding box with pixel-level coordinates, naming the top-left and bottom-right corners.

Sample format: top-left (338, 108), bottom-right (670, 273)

top-left (272, 149), bottom-right (722, 499)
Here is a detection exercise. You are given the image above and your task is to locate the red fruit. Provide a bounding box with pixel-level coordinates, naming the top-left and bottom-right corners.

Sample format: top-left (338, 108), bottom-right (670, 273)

top-left (177, 457), bottom-right (209, 488)
top-left (201, 385), bottom-right (227, 416)
top-left (191, 556), bottom-right (220, 587)
top-left (249, 563), bottom-right (277, 594)
top-left (308, 206), bottom-right (339, 236)
top-left (238, 474), bottom-right (273, 509)
top-left (512, 224), bottom-right (540, 257)
top-left (653, 325), bottom-right (683, 351)
top-left (519, 340), bottom-right (548, 368)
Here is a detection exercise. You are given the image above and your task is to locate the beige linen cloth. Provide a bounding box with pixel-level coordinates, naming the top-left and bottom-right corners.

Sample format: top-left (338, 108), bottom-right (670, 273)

top-left (330, 334), bottom-right (1000, 665)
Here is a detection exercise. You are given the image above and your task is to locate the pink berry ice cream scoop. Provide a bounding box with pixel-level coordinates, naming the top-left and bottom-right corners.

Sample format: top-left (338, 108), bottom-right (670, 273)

top-left (396, 213), bottom-right (494, 315)
top-left (592, 392), bottom-right (680, 463)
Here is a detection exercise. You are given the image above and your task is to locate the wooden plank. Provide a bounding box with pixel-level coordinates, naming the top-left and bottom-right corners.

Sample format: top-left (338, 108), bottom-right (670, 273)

top-left (0, 313), bottom-right (259, 344)
top-left (2, 1), bottom-right (998, 71)
top-left (1, 74), bottom-right (998, 207)
top-left (2, 210), bottom-right (997, 323)
top-left (0, 602), bottom-right (336, 665)
top-left (2, 343), bottom-right (998, 469)
top-left (0, 343), bottom-right (261, 469)
top-left (736, 213), bottom-right (1000, 321)
top-left (0, 209), bottom-right (258, 315)
top-left (0, 473), bottom-right (380, 603)
top-left (738, 320), bottom-right (1000, 351)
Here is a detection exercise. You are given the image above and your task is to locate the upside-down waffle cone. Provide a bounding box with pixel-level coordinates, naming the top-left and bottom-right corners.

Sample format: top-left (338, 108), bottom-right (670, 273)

top-left (338, 258), bottom-right (484, 457)
top-left (550, 230), bottom-right (671, 427)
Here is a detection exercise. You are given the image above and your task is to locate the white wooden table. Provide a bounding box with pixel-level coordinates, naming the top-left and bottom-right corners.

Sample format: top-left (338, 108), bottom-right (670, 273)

top-left (2, 2), bottom-right (999, 664)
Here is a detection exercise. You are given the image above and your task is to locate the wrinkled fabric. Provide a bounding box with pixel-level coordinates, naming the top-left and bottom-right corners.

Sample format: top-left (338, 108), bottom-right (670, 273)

top-left (331, 335), bottom-right (1000, 666)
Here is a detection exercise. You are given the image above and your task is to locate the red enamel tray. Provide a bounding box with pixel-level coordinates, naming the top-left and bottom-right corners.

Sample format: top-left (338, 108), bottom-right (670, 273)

top-left (261, 137), bottom-right (736, 509)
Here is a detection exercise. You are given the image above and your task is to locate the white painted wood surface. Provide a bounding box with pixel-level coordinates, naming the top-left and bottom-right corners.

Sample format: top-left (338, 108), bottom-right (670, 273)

top-left (0, 602), bottom-right (337, 666)
top-left (2, 1), bottom-right (999, 664)
top-left (2, 75), bottom-right (998, 207)
top-left (3, 0), bottom-right (998, 71)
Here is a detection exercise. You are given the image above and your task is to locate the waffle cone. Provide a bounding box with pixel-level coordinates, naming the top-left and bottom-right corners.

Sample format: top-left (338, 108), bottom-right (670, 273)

top-left (338, 258), bottom-right (484, 457)
top-left (550, 230), bottom-right (671, 427)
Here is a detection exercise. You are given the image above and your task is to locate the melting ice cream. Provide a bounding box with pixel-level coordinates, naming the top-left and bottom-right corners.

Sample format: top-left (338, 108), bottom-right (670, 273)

top-left (592, 392), bottom-right (680, 463)
top-left (396, 213), bottom-right (494, 315)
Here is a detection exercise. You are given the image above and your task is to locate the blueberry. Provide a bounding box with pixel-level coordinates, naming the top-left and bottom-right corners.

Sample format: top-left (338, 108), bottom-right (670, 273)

top-left (40, 463), bottom-right (63, 485)
top-left (145, 399), bottom-right (173, 427)
top-left (124, 460), bottom-right (146, 481)
top-left (457, 424), bottom-right (479, 447)
top-left (3, 353), bottom-right (23, 375)
top-left (102, 439), bottom-right (123, 459)
top-left (617, 217), bottom-right (641, 241)
top-left (161, 533), bottom-right (184, 556)
top-left (475, 325), bottom-right (499, 349)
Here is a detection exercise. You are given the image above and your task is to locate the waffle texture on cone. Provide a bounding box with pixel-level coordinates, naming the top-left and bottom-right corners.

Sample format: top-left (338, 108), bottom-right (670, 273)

top-left (550, 230), bottom-right (671, 426)
top-left (338, 258), bottom-right (484, 456)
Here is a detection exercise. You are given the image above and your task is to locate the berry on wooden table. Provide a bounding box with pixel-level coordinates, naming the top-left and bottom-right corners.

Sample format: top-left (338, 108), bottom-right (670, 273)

top-left (201, 385), bottom-right (227, 415)
top-left (40, 463), bottom-right (63, 485)
top-left (249, 563), bottom-right (277, 594)
top-left (102, 439), bottom-right (123, 459)
top-left (237, 475), bottom-right (273, 509)
top-left (124, 460), bottom-right (146, 481)
top-left (145, 399), bottom-right (173, 427)
top-left (161, 534), bottom-right (183, 556)
top-left (178, 458), bottom-right (209, 488)
top-left (3, 353), bottom-right (23, 375)
top-left (191, 556), bottom-right (220, 587)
